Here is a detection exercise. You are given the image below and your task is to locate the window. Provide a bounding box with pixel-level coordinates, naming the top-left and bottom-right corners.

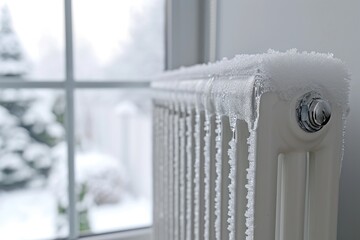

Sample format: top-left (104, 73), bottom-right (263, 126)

top-left (0, 0), bottom-right (164, 239)
top-left (73, 0), bottom-right (164, 80)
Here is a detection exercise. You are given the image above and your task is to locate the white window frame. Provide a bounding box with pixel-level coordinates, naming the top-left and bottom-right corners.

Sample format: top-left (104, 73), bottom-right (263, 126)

top-left (165, 0), bottom-right (220, 70)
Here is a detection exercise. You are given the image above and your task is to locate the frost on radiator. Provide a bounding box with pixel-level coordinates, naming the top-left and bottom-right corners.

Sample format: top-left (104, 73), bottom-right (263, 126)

top-left (152, 50), bottom-right (350, 240)
top-left (203, 114), bottom-right (211, 240)
top-left (154, 49), bottom-right (350, 116)
top-left (227, 132), bottom-right (237, 240)
top-left (214, 115), bottom-right (222, 240)
top-left (193, 110), bottom-right (201, 240)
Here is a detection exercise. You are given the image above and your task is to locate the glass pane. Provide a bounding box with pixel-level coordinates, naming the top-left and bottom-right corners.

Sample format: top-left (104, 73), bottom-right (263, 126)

top-left (0, 1), bottom-right (65, 80)
top-left (75, 89), bottom-right (152, 235)
top-left (73, 0), bottom-right (164, 80)
top-left (0, 89), bottom-right (67, 240)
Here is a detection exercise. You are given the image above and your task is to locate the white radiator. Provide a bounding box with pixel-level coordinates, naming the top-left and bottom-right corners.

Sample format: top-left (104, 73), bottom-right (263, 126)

top-left (152, 50), bottom-right (350, 240)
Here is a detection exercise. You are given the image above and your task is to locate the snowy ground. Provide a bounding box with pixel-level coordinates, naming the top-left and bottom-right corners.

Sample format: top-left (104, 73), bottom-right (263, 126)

top-left (0, 188), bottom-right (151, 240)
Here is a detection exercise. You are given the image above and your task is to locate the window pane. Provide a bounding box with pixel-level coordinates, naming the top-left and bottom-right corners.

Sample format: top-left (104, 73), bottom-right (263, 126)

top-left (0, 89), bottom-right (67, 240)
top-left (75, 89), bottom-right (152, 235)
top-left (0, 1), bottom-right (65, 80)
top-left (73, 0), bottom-right (164, 80)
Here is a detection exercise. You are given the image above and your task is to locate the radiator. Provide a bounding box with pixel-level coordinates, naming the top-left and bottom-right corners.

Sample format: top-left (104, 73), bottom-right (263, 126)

top-left (152, 50), bottom-right (350, 240)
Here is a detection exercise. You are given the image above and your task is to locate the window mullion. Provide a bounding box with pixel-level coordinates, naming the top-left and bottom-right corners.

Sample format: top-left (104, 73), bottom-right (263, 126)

top-left (64, 0), bottom-right (77, 239)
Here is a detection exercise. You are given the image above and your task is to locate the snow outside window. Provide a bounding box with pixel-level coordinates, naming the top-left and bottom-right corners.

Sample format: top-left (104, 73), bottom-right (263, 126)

top-left (0, 0), bottom-right (164, 239)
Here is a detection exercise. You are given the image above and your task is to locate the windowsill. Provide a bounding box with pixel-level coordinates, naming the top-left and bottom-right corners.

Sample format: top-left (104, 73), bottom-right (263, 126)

top-left (79, 227), bottom-right (152, 240)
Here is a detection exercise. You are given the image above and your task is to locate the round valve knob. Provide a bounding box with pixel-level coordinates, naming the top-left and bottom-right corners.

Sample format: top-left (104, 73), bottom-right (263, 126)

top-left (296, 92), bottom-right (331, 133)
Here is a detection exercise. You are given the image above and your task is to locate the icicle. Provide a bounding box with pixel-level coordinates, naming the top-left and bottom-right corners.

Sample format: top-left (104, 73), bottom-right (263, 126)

top-left (203, 112), bottom-right (211, 240)
top-left (179, 105), bottom-right (186, 240)
top-left (158, 106), bottom-right (165, 239)
top-left (245, 130), bottom-right (257, 240)
top-left (227, 120), bottom-right (237, 240)
top-left (153, 105), bottom-right (160, 239)
top-left (185, 106), bottom-right (193, 240)
top-left (173, 103), bottom-right (180, 240)
top-left (163, 106), bottom-right (169, 239)
top-left (168, 104), bottom-right (174, 239)
top-left (193, 108), bottom-right (201, 240)
top-left (214, 114), bottom-right (222, 240)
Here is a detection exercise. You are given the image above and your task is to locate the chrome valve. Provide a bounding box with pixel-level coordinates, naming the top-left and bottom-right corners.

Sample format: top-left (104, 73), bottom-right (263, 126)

top-left (296, 91), bottom-right (331, 133)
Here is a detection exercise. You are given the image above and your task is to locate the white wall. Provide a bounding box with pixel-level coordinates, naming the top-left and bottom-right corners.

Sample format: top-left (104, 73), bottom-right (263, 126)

top-left (216, 0), bottom-right (360, 239)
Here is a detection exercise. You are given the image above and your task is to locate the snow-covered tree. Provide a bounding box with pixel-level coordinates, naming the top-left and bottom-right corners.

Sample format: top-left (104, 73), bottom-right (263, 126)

top-left (0, 5), bottom-right (27, 76)
top-left (0, 5), bottom-right (65, 190)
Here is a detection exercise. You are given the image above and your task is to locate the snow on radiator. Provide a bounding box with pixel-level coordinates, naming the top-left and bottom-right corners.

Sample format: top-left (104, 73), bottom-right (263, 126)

top-left (152, 50), bottom-right (350, 240)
